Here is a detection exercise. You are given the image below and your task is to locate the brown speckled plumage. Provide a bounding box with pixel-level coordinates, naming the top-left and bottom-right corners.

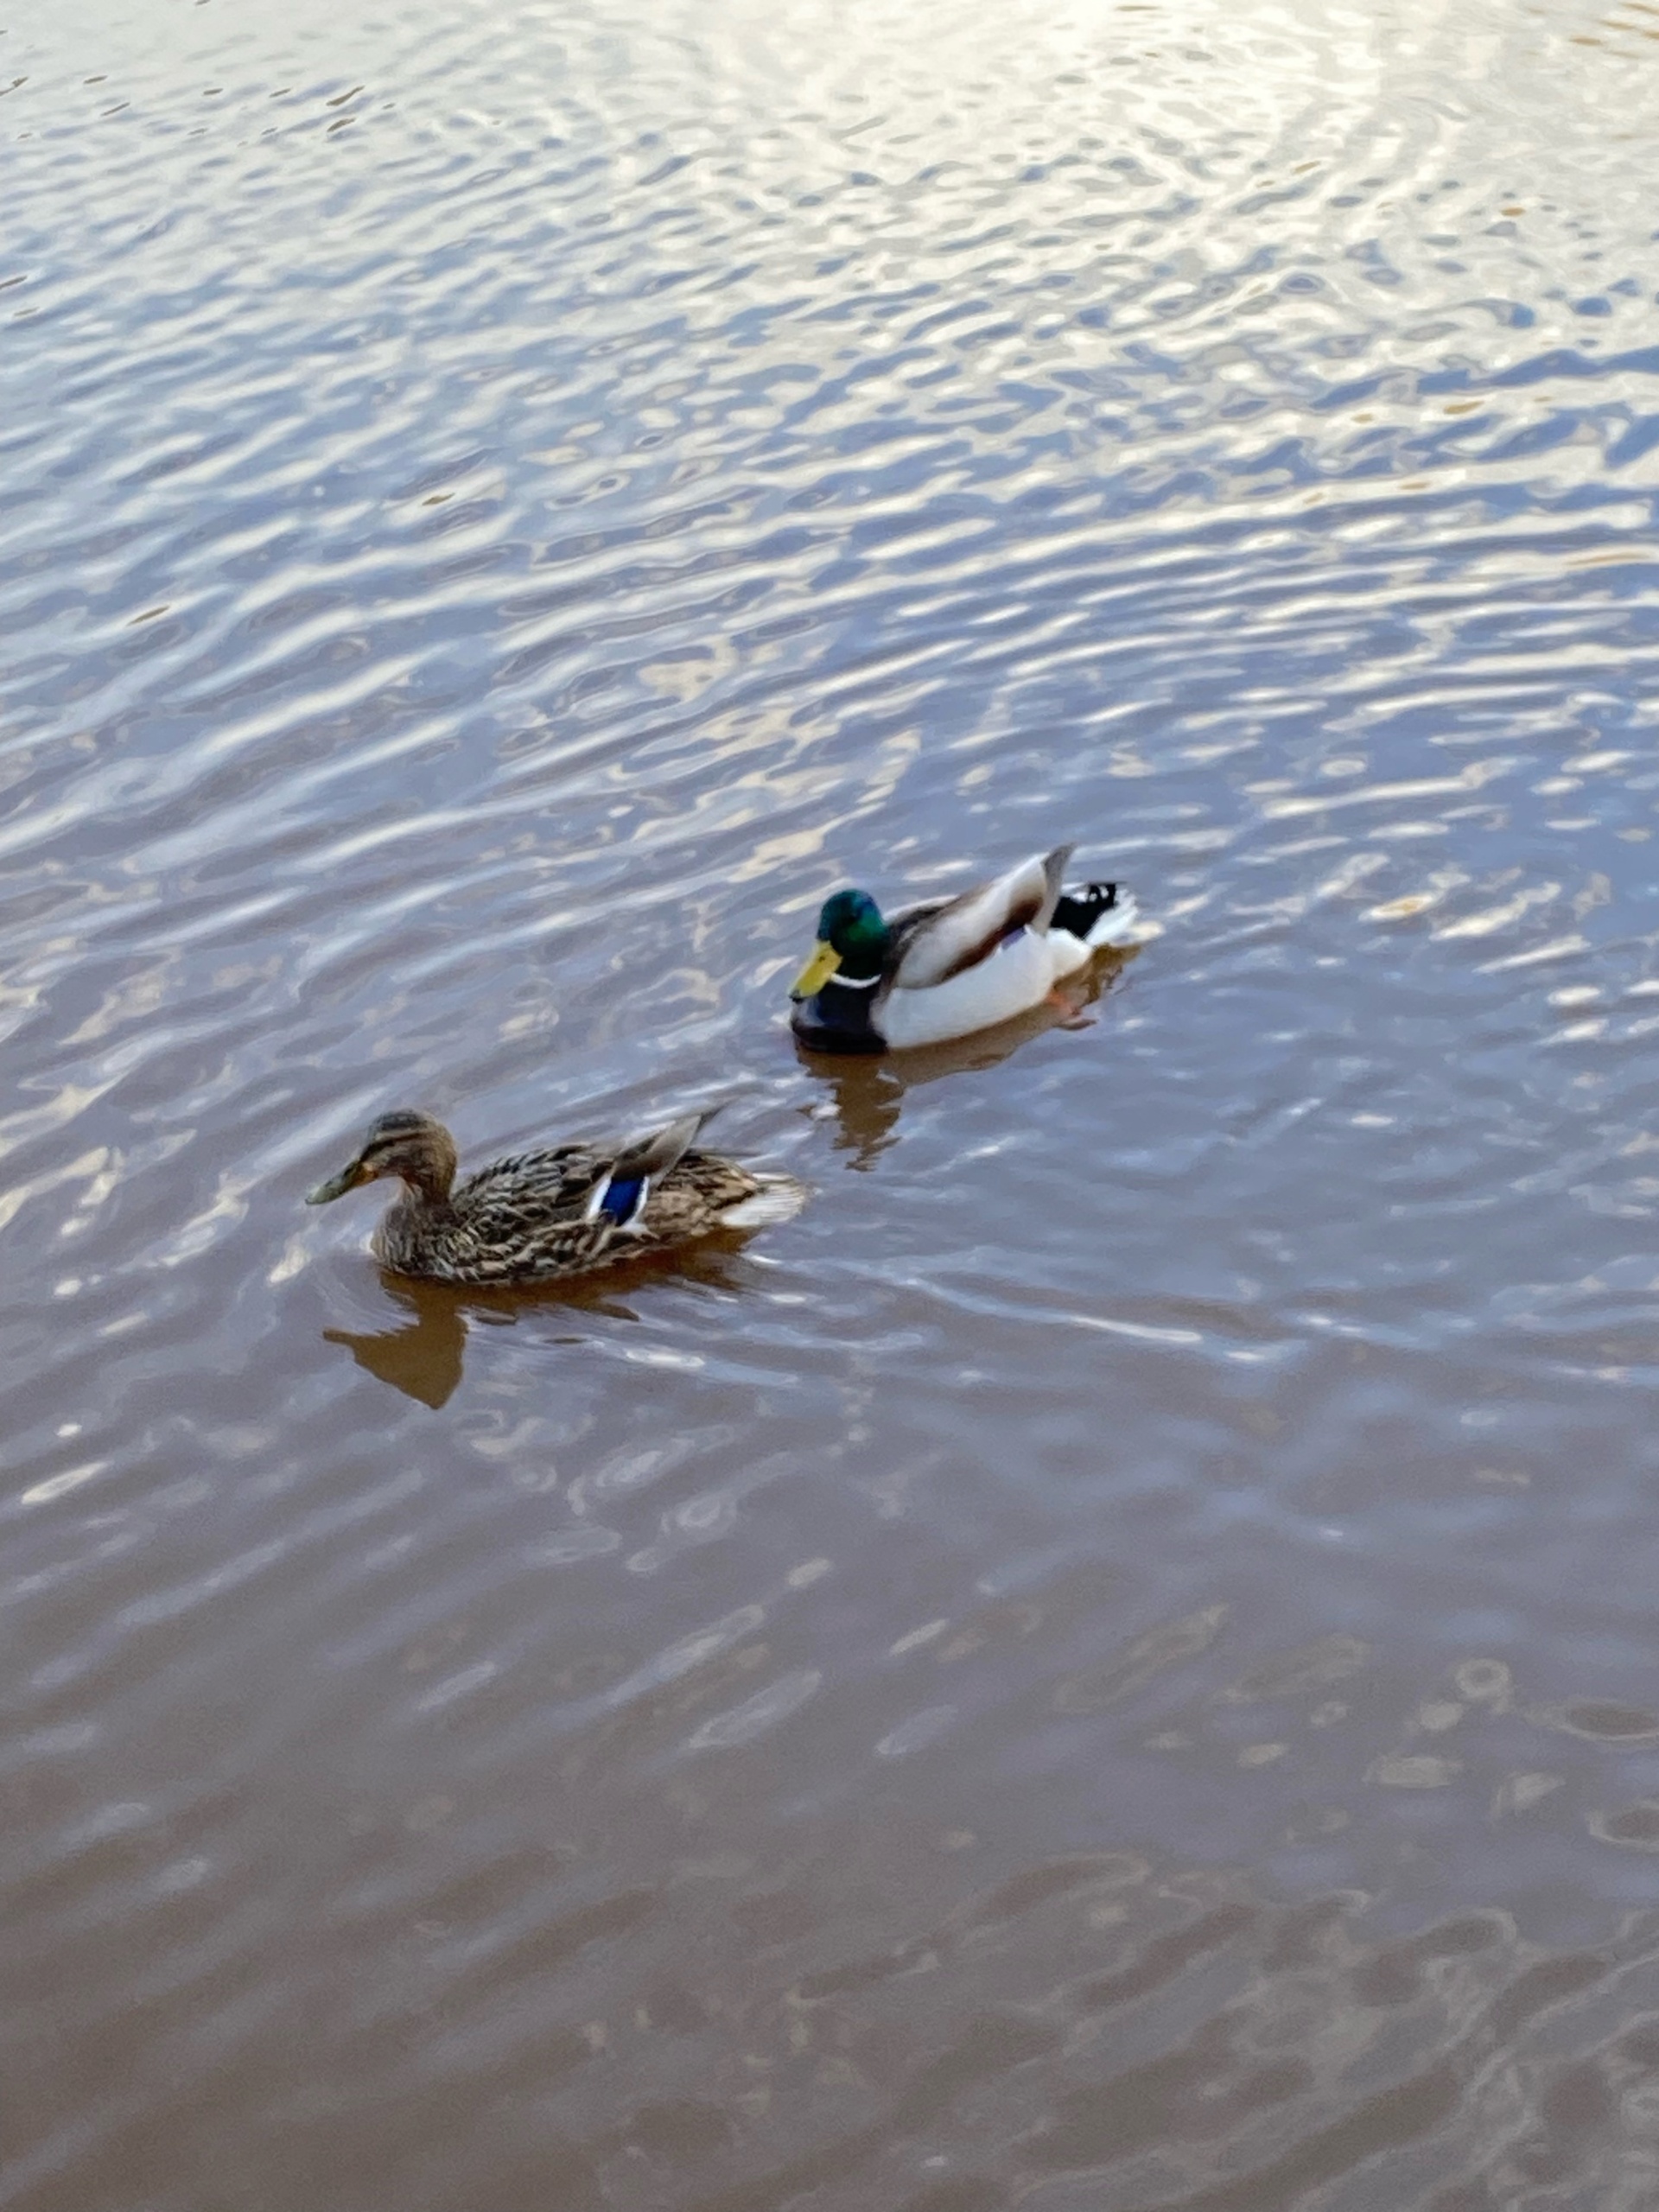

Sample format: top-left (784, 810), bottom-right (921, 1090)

top-left (307, 1108), bottom-right (795, 1285)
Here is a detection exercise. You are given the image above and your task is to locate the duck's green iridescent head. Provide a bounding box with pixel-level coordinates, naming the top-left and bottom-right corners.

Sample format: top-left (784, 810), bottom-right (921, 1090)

top-left (790, 888), bottom-right (890, 999)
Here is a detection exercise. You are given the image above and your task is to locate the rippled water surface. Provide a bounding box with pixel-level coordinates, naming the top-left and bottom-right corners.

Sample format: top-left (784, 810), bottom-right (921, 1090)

top-left (10, 0), bottom-right (1659, 2202)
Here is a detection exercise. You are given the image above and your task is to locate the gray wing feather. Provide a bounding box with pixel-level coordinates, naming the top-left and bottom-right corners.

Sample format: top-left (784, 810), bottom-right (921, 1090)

top-left (606, 1110), bottom-right (708, 1183)
top-left (890, 846), bottom-right (1074, 989)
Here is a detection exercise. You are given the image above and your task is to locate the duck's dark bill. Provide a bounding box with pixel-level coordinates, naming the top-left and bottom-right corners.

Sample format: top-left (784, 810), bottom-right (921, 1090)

top-left (307, 1164), bottom-right (362, 1205)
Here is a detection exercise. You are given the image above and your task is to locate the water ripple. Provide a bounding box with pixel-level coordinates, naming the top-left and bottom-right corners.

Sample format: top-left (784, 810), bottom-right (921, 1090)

top-left (8, 0), bottom-right (1659, 2201)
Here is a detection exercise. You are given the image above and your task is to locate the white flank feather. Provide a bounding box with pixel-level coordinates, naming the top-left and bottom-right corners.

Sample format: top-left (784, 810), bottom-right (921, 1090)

top-left (879, 930), bottom-right (1060, 1047)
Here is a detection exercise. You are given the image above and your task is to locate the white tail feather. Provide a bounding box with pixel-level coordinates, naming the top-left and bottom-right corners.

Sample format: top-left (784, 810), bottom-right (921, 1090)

top-left (1084, 891), bottom-right (1142, 948)
top-left (718, 1177), bottom-right (807, 1230)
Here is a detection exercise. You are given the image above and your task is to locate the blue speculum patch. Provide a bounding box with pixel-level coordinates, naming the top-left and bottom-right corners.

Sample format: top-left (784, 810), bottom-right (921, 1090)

top-left (597, 1174), bottom-right (646, 1226)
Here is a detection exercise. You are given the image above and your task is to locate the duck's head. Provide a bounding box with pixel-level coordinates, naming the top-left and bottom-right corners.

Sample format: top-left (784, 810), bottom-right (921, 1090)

top-left (307, 1109), bottom-right (459, 1207)
top-left (790, 888), bottom-right (890, 999)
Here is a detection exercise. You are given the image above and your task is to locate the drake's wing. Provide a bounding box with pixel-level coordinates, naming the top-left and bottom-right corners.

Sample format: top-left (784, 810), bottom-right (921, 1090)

top-left (889, 846), bottom-right (1073, 989)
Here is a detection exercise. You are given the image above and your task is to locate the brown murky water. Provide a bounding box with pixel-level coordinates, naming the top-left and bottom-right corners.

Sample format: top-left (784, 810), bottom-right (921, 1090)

top-left (9, 0), bottom-right (1659, 2203)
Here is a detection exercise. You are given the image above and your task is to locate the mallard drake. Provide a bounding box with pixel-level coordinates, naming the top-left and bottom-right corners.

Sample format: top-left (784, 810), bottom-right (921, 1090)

top-left (306, 1108), bottom-right (800, 1284)
top-left (789, 845), bottom-right (1140, 1054)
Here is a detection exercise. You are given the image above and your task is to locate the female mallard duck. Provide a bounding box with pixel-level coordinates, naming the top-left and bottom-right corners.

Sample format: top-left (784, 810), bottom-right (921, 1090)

top-left (306, 1108), bottom-right (800, 1284)
top-left (789, 845), bottom-right (1140, 1054)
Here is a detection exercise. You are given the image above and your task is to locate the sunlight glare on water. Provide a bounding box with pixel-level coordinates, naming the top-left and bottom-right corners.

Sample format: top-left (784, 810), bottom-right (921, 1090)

top-left (7, 0), bottom-right (1659, 2202)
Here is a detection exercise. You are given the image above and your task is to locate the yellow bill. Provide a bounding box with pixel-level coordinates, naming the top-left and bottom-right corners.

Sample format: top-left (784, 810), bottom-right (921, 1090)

top-left (790, 940), bottom-right (842, 1001)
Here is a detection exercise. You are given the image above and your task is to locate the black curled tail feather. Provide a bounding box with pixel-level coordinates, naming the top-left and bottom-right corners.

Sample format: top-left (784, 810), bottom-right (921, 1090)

top-left (1051, 882), bottom-right (1118, 938)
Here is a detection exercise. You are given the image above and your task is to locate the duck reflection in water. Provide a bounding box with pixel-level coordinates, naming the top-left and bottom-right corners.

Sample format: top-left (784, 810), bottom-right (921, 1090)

top-left (323, 1241), bottom-right (764, 1408)
top-left (798, 945), bottom-right (1138, 1171)
top-left (325, 1275), bottom-right (470, 1408)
